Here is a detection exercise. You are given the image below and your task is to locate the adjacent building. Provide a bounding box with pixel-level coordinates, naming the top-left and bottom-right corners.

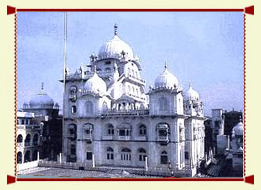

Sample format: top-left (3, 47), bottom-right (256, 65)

top-left (18, 84), bottom-right (63, 162)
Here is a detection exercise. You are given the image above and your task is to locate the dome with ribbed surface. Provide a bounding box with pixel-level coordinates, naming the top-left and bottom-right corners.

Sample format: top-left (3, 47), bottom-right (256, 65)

top-left (185, 84), bottom-right (199, 101)
top-left (84, 72), bottom-right (107, 94)
top-left (154, 65), bottom-right (179, 89)
top-left (98, 35), bottom-right (134, 60)
top-left (29, 93), bottom-right (54, 108)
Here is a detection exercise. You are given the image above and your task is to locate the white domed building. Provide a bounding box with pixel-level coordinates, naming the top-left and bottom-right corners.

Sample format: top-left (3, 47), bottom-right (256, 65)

top-left (62, 25), bottom-right (205, 177)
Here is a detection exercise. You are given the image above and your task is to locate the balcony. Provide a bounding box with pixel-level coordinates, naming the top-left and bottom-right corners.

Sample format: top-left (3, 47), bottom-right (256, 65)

top-left (102, 136), bottom-right (114, 140)
top-left (101, 109), bottom-right (149, 117)
top-left (135, 136), bottom-right (147, 141)
top-left (17, 143), bottom-right (23, 147)
top-left (117, 136), bottom-right (131, 141)
top-left (126, 74), bottom-right (146, 85)
top-left (67, 134), bottom-right (76, 140)
top-left (69, 94), bottom-right (77, 101)
top-left (82, 135), bottom-right (92, 142)
top-left (24, 142), bottom-right (32, 147)
top-left (157, 136), bottom-right (169, 142)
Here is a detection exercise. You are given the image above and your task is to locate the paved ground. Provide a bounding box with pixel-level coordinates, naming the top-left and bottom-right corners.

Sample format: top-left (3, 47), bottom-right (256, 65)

top-left (17, 167), bottom-right (159, 178)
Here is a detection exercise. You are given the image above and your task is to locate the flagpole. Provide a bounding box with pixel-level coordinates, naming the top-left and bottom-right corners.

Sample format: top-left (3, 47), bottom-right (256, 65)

top-left (62, 12), bottom-right (67, 163)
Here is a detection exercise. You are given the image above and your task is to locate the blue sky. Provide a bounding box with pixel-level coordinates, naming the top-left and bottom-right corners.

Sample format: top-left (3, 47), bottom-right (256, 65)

top-left (17, 12), bottom-right (243, 116)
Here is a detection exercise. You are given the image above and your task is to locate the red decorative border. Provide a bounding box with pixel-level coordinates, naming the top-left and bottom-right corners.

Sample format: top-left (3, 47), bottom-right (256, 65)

top-left (14, 13), bottom-right (17, 178)
top-left (7, 5), bottom-right (254, 185)
top-left (243, 13), bottom-right (246, 178)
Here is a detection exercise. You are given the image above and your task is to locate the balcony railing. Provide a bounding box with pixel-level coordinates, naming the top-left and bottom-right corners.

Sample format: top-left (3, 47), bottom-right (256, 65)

top-left (102, 109), bottom-right (149, 117)
top-left (157, 136), bottom-right (169, 142)
top-left (24, 142), bottom-right (31, 146)
top-left (17, 142), bottom-right (23, 147)
top-left (117, 136), bottom-right (131, 141)
top-left (102, 136), bottom-right (114, 140)
top-left (135, 136), bottom-right (147, 141)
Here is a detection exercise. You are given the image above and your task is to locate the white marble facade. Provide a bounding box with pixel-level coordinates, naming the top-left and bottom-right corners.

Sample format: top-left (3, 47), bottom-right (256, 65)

top-left (62, 25), bottom-right (205, 177)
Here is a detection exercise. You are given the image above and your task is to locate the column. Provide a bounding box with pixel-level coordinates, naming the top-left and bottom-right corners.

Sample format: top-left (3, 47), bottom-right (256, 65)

top-left (92, 154), bottom-right (95, 167)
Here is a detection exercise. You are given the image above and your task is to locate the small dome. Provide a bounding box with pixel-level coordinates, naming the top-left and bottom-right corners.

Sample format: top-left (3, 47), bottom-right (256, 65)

top-left (154, 64), bottom-right (179, 89)
top-left (185, 83), bottom-right (199, 101)
top-left (98, 25), bottom-right (134, 60)
top-left (84, 72), bottom-right (107, 94)
top-left (29, 93), bottom-right (54, 108)
top-left (232, 121), bottom-right (243, 136)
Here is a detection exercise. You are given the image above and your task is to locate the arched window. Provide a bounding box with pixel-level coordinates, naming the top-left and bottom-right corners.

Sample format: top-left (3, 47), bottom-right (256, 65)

top-left (33, 133), bottom-right (39, 146)
top-left (159, 97), bottom-right (168, 111)
top-left (70, 144), bottom-right (76, 155)
top-left (17, 152), bottom-right (22, 164)
top-left (139, 125), bottom-right (146, 136)
top-left (24, 150), bottom-right (31, 163)
top-left (86, 101), bottom-right (93, 114)
top-left (25, 134), bottom-right (31, 146)
top-left (107, 147), bottom-right (114, 160)
top-left (68, 124), bottom-right (77, 141)
top-left (17, 134), bottom-right (23, 143)
top-left (107, 124), bottom-right (114, 135)
top-left (121, 148), bottom-right (131, 161)
top-left (71, 105), bottom-right (77, 113)
top-left (102, 101), bottom-right (108, 112)
top-left (138, 148), bottom-right (147, 161)
top-left (161, 151), bottom-right (168, 164)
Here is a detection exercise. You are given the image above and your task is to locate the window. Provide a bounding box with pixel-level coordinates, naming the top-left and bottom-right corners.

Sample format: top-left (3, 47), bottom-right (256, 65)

top-left (85, 129), bottom-right (90, 134)
top-left (138, 148), bottom-right (146, 161)
top-left (119, 129), bottom-right (130, 136)
top-left (185, 152), bottom-right (189, 160)
top-left (17, 152), bottom-right (22, 164)
top-left (102, 101), bottom-right (108, 112)
top-left (139, 125), bottom-right (146, 136)
top-left (105, 68), bottom-right (111, 73)
top-left (70, 144), bottom-right (76, 155)
top-left (159, 97), bottom-right (168, 111)
top-left (121, 148), bottom-right (131, 161)
top-left (161, 151), bottom-right (168, 164)
top-left (21, 120), bottom-right (25, 125)
top-left (17, 134), bottom-right (23, 143)
top-left (86, 152), bottom-right (92, 160)
top-left (25, 134), bottom-right (31, 146)
top-left (17, 119), bottom-right (19, 125)
top-left (106, 147), bottom-right (114, 160)
top-left (86, 101), bottom-right (93, 114)
top-left (71, 105), bottom-right (77, 113)
top-left (105, 61), bottom-right (111, 65)
top-left (107, 124), bottom-right (114, 135)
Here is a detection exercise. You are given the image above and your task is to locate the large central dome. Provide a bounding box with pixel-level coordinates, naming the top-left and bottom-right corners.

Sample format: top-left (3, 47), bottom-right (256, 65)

top-left (98, 25), bottom-right (134, 60)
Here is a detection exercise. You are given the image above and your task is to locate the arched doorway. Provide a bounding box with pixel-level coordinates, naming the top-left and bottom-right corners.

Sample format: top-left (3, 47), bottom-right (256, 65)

top-left (24, 150), bottom-right (31, 163)
top-left (32, 149), bottom-right (38, 161)
top-left (17, 152), bottom-right (22, 163)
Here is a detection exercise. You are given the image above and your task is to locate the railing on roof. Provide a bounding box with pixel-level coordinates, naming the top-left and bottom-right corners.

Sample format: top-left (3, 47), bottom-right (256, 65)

top-left (102, 109), bottom-right (149, 117)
